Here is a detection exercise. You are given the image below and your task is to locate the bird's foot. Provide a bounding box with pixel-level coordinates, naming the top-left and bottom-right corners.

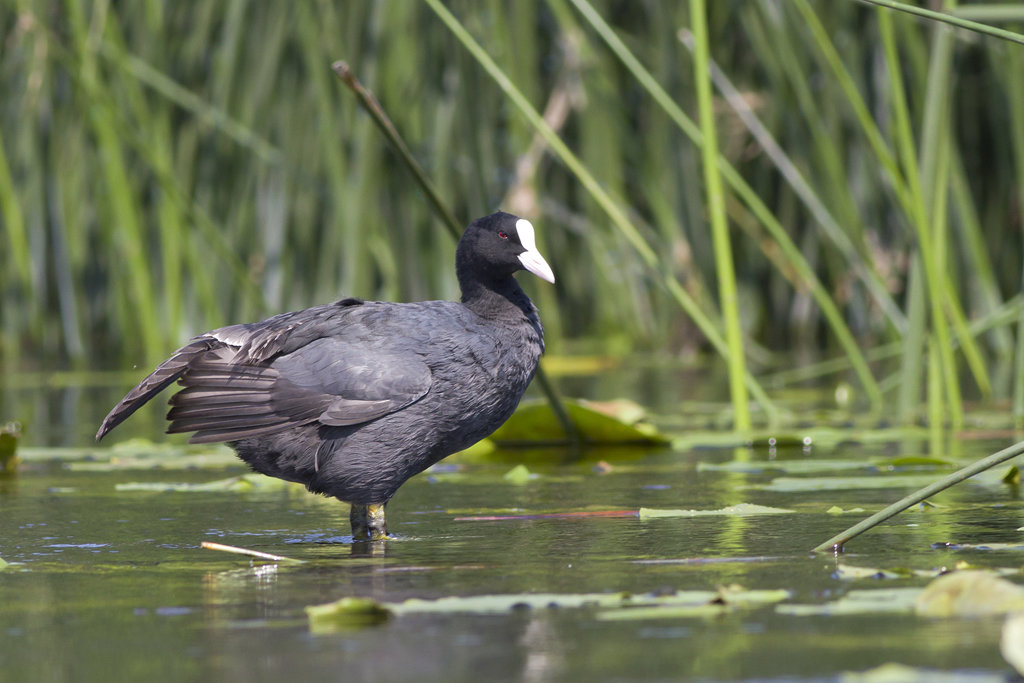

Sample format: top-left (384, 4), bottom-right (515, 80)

top-left (350, 502), bottom-right (389, 541)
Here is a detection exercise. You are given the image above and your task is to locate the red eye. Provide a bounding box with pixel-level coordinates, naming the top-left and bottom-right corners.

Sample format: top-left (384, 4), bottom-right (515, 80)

top-left (498, 231), bottom-right (509, 240)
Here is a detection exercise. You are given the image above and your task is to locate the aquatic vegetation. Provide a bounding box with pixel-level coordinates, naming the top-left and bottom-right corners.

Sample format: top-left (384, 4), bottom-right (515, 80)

top-left (0, 422), bottom-right (20, 475)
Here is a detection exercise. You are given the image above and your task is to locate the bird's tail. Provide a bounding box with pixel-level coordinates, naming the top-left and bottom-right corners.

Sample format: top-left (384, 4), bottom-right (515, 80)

top-left (95, 337), bottom-right (221, 441)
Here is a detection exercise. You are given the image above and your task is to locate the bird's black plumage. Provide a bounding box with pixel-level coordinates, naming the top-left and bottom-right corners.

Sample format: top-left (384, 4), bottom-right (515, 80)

top-left (96, 212), bottom-right (554, 538)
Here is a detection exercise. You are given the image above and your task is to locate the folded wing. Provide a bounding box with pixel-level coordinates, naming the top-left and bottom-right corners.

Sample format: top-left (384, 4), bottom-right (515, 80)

top-left (166, 338), bottom-right (431, 443)
top-left (97, 317), bottom-right (433, 445)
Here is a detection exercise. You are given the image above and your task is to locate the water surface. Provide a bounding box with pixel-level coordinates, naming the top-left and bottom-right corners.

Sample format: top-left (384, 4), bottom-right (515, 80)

top-left (2, 372), bottom-right (1022, 681)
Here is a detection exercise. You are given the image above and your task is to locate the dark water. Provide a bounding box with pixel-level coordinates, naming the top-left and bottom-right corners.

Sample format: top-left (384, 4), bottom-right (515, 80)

top-left (2, 372), bottom-right (1022, 681)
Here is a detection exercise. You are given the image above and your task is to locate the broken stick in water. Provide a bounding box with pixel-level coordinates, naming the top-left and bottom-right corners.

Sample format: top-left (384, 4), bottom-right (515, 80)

top-left (201, 541), bottom-right (304, 563)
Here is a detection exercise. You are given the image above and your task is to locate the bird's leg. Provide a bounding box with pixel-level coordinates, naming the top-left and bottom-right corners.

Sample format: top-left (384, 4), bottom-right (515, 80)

top-left (350, 502), bottom-right (388, 540)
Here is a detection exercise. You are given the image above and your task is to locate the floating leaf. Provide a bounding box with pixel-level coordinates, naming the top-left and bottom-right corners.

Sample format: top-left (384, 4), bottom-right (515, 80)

top-left (833, 564), bottom-right (935, 580)
top-left (932, 542), bottom-right (1024, 552)
top-left (390, 592), bottom-right (636, 614)
top-left (454, 509), bottom-right (637, 521)
top-left (776, 588), bottom-right (922, 616)
top-left (697, 459), bottom-right (869, 475)
top-left (754, 474), bottom-right (946, 493)
top-left (502, 464), bottom-right (535, 484)
top-left (23, 441), bottom-right (239, 469)
top-left (70, 451), bottom-right (240, 471)
top-left (873, 455), bottom-right (955, 469)
top-left (838, 663), bottom-right (995, 683)
top-left (581, 398), bottom-right (649, 425)
top-left (638, 503), bottom-right (793, 520)
top-left (915, 570), bottom-right (1024, 617)
top-left (827, 506), bottom-right (867, 514)
top-left (672, 427), bottom-right (929, 452)
top-left (1002, 612), bottom-right (1024, 676)
top-left (314, 587), bottom-right (793, 619)
top-left (596, 588), bottom-right (791, 620)
top-left (492, 399), bottom-right (669, 446)
top-left (115, 473), bottom-right (302, 493)
top-left (306, 597), bottom-right (392, 633)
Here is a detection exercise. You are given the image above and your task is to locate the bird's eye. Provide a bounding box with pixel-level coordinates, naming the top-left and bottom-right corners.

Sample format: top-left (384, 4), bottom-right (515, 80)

top-left (498, 231), bottom-right (509, 240)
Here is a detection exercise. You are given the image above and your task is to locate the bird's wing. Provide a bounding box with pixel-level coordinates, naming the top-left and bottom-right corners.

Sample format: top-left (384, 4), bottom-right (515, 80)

top-left (210, 298), bottom-right (365, 365)
top-left (166, 337), bottom-right (432, 444)
top-left (95, 336), bottom-right (224, 441)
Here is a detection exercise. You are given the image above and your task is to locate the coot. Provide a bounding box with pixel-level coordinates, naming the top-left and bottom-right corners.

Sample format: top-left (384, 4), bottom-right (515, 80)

top-left (97, 211), bottom-right (554, 540)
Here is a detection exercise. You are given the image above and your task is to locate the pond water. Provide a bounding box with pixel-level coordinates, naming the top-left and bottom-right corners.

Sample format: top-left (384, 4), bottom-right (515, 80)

top-left (2, 365), bottom-right (1023, 681)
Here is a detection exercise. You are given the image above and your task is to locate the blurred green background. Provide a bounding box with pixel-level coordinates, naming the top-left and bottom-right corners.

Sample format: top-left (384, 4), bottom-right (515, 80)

top-left (4, 0), bottom-right (1024, 424)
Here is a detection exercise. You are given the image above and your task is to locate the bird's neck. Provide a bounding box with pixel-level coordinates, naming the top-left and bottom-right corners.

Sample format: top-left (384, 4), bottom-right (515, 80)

top-left (460, 274), bottom-right (534, 322)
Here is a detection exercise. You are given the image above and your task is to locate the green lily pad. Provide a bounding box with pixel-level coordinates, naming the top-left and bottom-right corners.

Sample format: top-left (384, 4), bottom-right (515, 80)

top-left (491, 399), bottom-right (669, 446)
top-left (754, 474), bottom-right (947, 493)
top-left (672, 427), bottom-right (930, 452)
top-left (115, 473), bottom-right (302, 493)
top-left (915, 570), bottom-right (1024, 617)
top-left (391, 592), bottom-right (640, 613)
top-left (833, 563), bottom-right (935, 580)
top-left (826, 506), bottom-right (867, 514)
top-left (308, 587), bottom-right (792, 626)
top-left (23, 440), bottom-right (240, 470)
top-left (70, 451), bottom-right (240, 471)
top-left (873, 455), bottom-right (956, 469)
top-left (638, 503), bottom-right (794, 519)
top-left (1002, 612), bottom-right (1024, 676)
top-left (776, 588), bottom-right (923, 616)
top-left (306, 597), bottom-right (392, 633)
top-left (596, 588), bottom-right (791, 620)
top-left (502, 464), bottom-right (535, 484)
top-left (697, 459), bottom-right (870, 475)
top-left (839, 663), bottom-right (1000, 683)
top-left (948, 542), bottom-right (1024, 551)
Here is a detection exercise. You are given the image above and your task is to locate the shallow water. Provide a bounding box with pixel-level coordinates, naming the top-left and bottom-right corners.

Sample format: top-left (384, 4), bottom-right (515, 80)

top-left (3, 372), bottom-right (1024, 681)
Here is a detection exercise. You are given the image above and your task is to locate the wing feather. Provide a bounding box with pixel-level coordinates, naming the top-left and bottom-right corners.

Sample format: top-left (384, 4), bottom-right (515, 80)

top-left (98, 298), bottom-right (433, 445)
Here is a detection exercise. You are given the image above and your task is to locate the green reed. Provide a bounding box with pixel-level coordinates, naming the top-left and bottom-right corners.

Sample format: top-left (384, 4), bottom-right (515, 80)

top-left (4, 1), bottom-right (1024, 432)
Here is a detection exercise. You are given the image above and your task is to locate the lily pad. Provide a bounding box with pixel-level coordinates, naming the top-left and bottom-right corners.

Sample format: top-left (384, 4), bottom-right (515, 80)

top-left (491, 399), bottom-right (669, 446)
top-left (454, 509), bottom-right (638, 521)
top-left (308, 587), bottom-right (791, 628)
top-left (697, 459), bottom-right (870, 475)
top-left (776, 588), bottom-right (923, 616)
top-left (23, 440), bottom-right (240, 470)
top-left (1002, 612), bottom-right (1024, 676)
top-left (638, 503), bottom-right (794, 519)
top-left (873, 455), bottom-right (956, 469)
top-left (306, 597), bottom-right (392, 633)
top-left (833, 563), bottom-right (937, 580)
top-left (915, 570), bottom-right (1024, 617)
top-left (753, 474), bottom-right (949, 493)
top-left (839, 663), bottom-right (1001, 683)
top-left (115, 473), bottom-right (302, 493)
top-left (826, 506), bottom-right (866, 514)
top-left (944, 542), bottom-right (1024, 551)
top-left (596, 587), bottom-right (791, 621)
top-left (70, 451), bottom-right (240, 471)
top-left (672, 427), bottom-right (929, 452)
top-left (502, 464), bottom-right (535, 484)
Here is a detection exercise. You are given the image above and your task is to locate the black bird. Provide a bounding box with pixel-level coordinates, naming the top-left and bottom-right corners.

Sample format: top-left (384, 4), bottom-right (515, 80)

top-left (96, 211), bottom-right (554, 540)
